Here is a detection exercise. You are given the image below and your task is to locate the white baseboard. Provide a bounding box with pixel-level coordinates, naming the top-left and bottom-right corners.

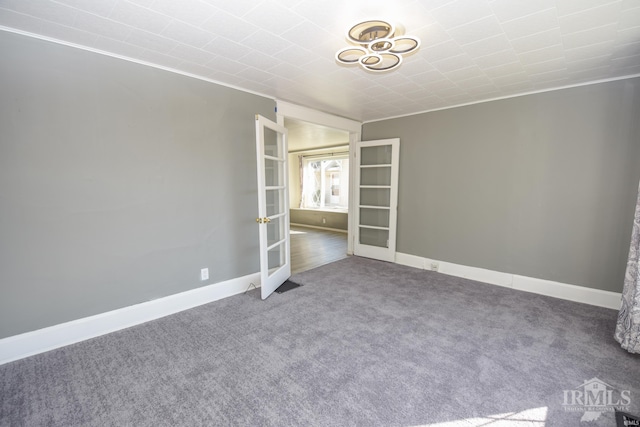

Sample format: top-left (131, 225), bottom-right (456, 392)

top-left (395, 253), bottom-right (621, 310)
top-left (0, 272), bottom-right (261, 366)
top-left (290, 223), bottom-right (348, 234)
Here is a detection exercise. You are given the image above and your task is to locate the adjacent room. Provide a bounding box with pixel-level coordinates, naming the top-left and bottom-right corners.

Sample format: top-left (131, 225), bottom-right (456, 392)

top-left (1, 1), bottom-right (640, 426)
top-left (285, 118), bottom-right (350, 274)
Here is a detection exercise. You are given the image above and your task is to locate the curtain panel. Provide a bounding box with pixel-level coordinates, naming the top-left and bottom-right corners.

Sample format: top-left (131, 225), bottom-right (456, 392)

top-left (615, 182), bottom-right (640, 354)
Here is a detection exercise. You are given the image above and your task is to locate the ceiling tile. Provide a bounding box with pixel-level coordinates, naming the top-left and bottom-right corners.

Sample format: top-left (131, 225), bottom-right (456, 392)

top-left (161, 20), bottom-right (215, 48)
top-left (617, 5), bottom-right (640, 30)
top-left (509, 28), bottom-right (562, 53)
top-left (202, 37), bottom-right (254, 60)
top-left (489, 0), bottom-right (556, 22)
top-left (462, 34), bottom-right (512, 57)
top-left (483, 61), bottom-right (527, 78)
top-left (53, 0), bottom-right (118, 17)
top-left (423, 39), bottom-right (466, 62)
top-left (199, 8), bottom-right (259, 41)
top-left (431, 53), bottom-right (475, 72)
top-left (518, 44), bottom-right (565, 65)
top-left (500, 8), bottom-right (559, 40)
top-left (239, 50), bottom-right (283, 70)
top-left (556, 0), bottom-right (622, 17)
top-left (499, 80), bottom-right (534, 93)
top-left (490, 71), bottom-right (531, 85)
top-left (238, 29), bottom-right (290, 55)
top-left (610, 53), bottom-right (640, 69)
top-left (127, 0), bottom-right (155, 7)
top-left (125, 29), bottom-right (177, 54)
top-left (561, 24), bottom-right (618, 50)
top-left (523, 57), bottom-right (567, 74)
top-left (429, 0), bottom-right (494, 29)
top-left (568, 65), bottom-right (612, 80)
top-left (455, 74), bottom-right (494, 87)
top-left (616, 26), bottom-right (640, 45)
top-left (419, 23), bottom-right (453, 48)
top-left (73, 10), bottom-right (132, 41)
top-left (235, 65), bottom-right (275, 81)
top-left (148, 0), bottom-right (218, 27)
top-left (613, 63), bottom-right (640, 74)
top-left (566, 54), bottom-right (612, 71)
top-left (201, 0), bottom-right (260, 17)
top-left (396, 57), bottom-right (436, 77)
top-left (242, 0), bottom-right (305, 35)
top-left (444, 65), bottom-right (484, 81)
top-left (472, 49), bottom-right (519, 68)
top-left (611, 40), bottom-right (640, 59)
top-left (280, 21), bottom-right (335, 52)
top-left (558, 2), bottom-right (623, 34)
top-left (564, 40), bottom-right (617, 62)
top-left (447, 15), bottom-right (504, 45)
top-left (109, 0), bottom-right (172, 34)
top-left (271, 44), bottom-right (315, 66)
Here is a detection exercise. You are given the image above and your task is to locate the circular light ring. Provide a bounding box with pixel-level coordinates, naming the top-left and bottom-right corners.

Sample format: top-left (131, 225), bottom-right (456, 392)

top-left (347, 20), bottom-right (395, 45)
top-left (335, 46), bottom-right (367, 64)
top-left (368, 37), bottom-right (395, 53)
top-left (362, 53), bottom-right (402, 72)
top-left (389, 36), bottom-right (420, 54)
top-left (359, 53), bottom-right (382, 66)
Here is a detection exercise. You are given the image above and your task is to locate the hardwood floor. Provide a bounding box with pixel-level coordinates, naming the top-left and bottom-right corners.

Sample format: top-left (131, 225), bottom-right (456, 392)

top-left (290, 225), bottom-right (348, 274)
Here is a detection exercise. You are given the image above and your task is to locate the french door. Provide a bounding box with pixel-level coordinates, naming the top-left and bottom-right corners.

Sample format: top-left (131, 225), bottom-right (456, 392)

top-left (354, 138), bottom-right (400, 262)
top-left (255, 114), bottom-right (290, 299)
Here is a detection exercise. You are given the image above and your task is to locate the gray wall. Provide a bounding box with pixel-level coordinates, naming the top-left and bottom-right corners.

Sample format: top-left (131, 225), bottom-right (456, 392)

top-left (0, 32), bottom-right (275, 338)
top-left (363, 78), bottom-right (640, 293)
top-left (290, 209), bottom-right (348, 231)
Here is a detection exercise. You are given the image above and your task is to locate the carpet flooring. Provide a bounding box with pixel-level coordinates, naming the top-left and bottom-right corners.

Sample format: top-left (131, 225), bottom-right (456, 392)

top-left (1, 256), bottom-right (639, 426)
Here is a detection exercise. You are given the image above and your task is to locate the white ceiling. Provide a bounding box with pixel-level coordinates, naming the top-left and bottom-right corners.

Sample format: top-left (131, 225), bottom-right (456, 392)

top-left (285, 118), bottom-right (350, 151)
top-left (1, 0), bottom-right (639, 122)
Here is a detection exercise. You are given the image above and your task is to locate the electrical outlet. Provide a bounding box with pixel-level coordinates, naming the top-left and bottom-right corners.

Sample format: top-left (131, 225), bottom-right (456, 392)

top-left (430, 262), bottom-right (439, 272)
top-left (322, 217), bottom-right (326, 224)
top-left (200, 268), bottom-right (209, 281)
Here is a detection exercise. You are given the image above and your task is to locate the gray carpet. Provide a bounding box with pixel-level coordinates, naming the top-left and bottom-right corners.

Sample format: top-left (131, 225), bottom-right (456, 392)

top-left (1, 256), bottom-right (639, 426)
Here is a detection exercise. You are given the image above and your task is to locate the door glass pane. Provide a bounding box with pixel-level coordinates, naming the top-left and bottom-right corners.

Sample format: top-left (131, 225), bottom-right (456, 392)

top-left (266, 189), bottom-right (284, 216)
top-left (267, 241), bottom-right (285, 273)
top-left (360, 208), bottom-right (389, 228)
top-left (360, 166), bottom-right (391, 186)
top-left (267, 216), bottom-right (284, 247)
top-left (360, 188), bottom-right (390, 207)
top-left (264, 158), bottom-right (282, 187)
top-left (264, 126), bottom-right (279, 158)
top-left (359, 227), bottom-right (389, 247)
top-left (361, 145), bottom-right (392, 165)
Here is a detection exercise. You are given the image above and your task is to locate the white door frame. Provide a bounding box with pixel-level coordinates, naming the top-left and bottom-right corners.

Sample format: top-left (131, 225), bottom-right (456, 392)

top-left (276, 101), bottom-right (361, 255)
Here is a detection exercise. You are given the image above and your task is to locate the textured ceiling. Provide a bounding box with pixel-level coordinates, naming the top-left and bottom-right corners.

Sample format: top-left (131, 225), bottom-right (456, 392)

top-left (285, 118), bottom-right (350, 152)
top-left (1, 0), bottom-right (639, 122)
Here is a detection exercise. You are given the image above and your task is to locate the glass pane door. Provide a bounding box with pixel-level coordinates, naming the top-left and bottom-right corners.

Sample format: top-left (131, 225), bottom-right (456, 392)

top-left (255, 115), bottom-right (290, 299)
top-left (354, 139), bottom-right (399, 262)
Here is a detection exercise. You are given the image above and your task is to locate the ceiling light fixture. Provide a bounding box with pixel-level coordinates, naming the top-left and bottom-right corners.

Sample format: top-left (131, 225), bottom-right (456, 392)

top-left (335, 20), bottom-right (420, 72)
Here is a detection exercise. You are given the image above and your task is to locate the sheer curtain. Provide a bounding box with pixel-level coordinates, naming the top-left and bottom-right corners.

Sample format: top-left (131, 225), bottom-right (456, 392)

top-left (615, 182), bottom-right (640, 354)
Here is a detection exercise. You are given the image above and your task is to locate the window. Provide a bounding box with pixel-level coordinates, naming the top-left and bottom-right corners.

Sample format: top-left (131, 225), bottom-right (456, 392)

top-left (301, 155), bottom-right (349, 210)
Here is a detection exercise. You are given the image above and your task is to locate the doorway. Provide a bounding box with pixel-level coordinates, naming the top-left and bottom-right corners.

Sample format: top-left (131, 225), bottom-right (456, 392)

top-left (286, 118), bottom-right (349, 274)
top-left (276, 101), bottom-right (361, 272)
